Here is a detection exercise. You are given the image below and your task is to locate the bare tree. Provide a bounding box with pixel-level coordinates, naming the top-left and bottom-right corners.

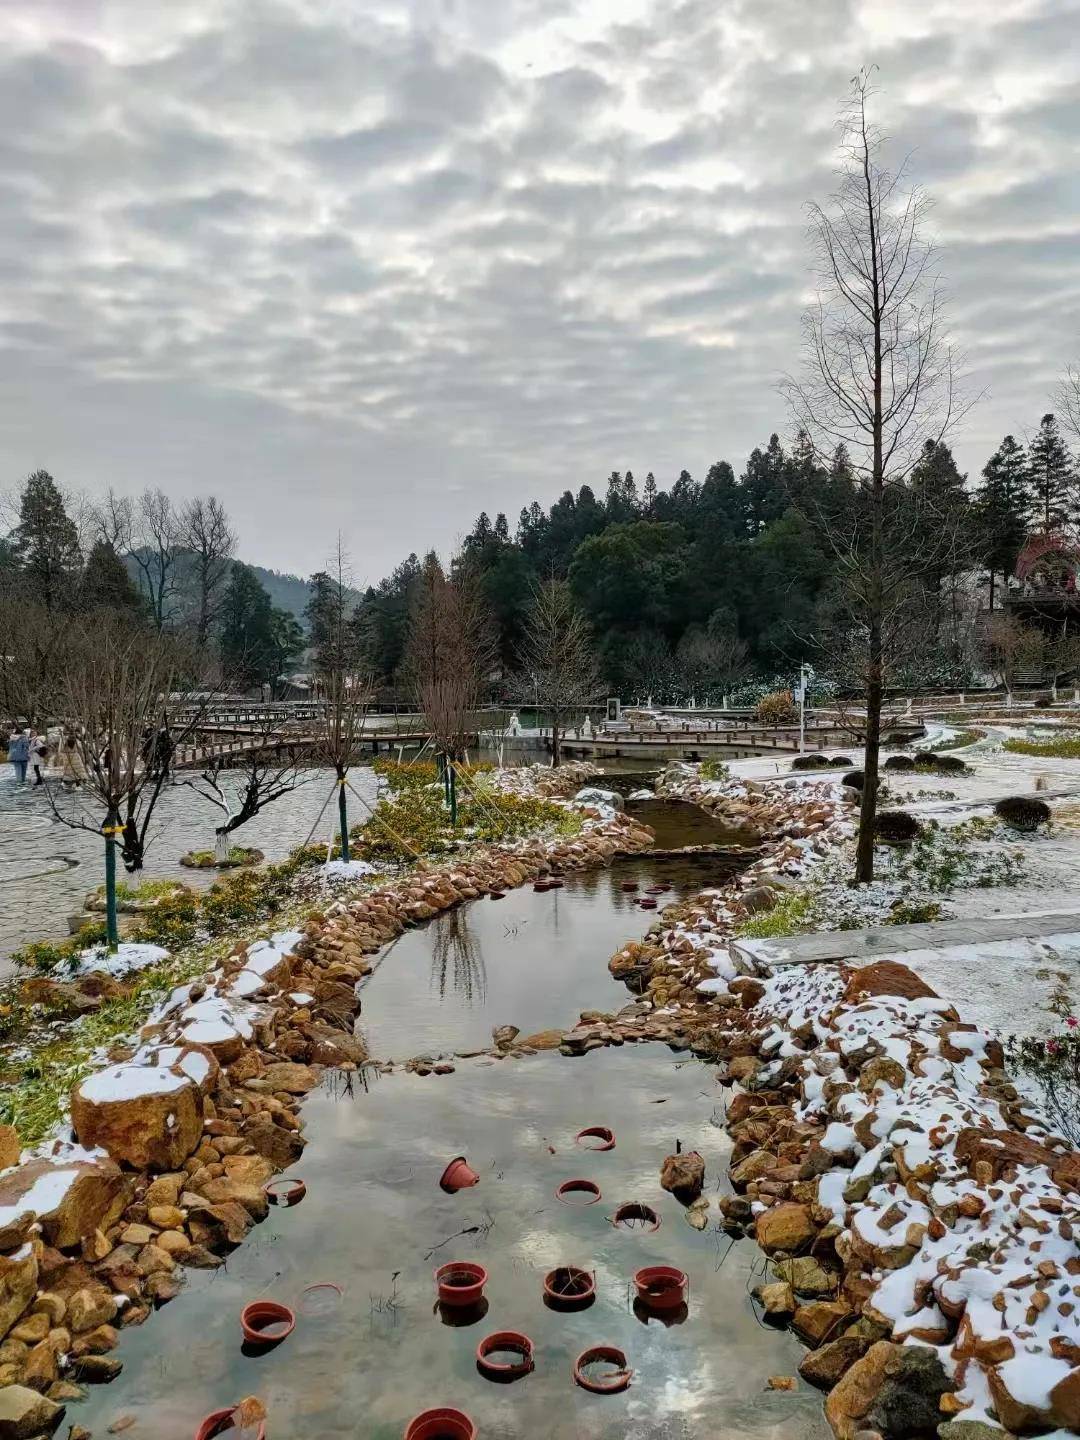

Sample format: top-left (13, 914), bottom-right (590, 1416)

top-left (783, 71), bottom-right (969, 883)
top-left (313, 664), bottom-right (373, 863)
top-left (406, 554), bottom-right (493, 820)
top-left (0, 601), bottom-right (71, 728)
top-left (45, 617), bottom-right (216, 948)
top-left (675, 625), bottom-right (749, 704)
top-left (95, 489), bottom-right (183, 630)
top-left (1056, 364), bottom-right (1080, 449)
top-left (182, 720), bottom-right (307, 863)
top-left (180, 497), bottom-right (235, 646)
top-left (517, 577), bottom-right (602, 765)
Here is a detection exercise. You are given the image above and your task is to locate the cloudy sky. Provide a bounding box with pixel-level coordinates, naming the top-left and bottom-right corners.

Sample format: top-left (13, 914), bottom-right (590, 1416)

top-left (1, 0), bottom-right (1079, 580)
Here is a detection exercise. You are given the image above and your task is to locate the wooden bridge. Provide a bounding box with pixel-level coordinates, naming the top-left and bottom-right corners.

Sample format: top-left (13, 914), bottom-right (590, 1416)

top-left (170, 724), bottom-right (445, 771)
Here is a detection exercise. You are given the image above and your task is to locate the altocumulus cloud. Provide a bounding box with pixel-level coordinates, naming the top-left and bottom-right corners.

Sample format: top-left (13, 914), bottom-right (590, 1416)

top-left (0, 0), bottom-right (1078, 575)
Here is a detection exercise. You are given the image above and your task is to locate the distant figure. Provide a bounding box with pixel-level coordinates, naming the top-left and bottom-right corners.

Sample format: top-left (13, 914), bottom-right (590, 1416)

top-left (60, 733), bottom-right (86, 788)
top-left (28, 730), bottom-right (48, 786)
top-left (7, 728), bottom-right (30, 784)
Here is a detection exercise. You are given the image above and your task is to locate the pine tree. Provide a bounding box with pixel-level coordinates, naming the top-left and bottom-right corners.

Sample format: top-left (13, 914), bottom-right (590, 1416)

top-left (741, 435), bottom-right (787, 537)
top-left (220, 563), bottom-right (276, 688)
top-left (642, 472), bottom-right (658, 514)
top-left (974, 435), bottom-right (1031, 608)
top-left (12, 470), bottom-right (81, 610)
top-left (1028, 414), bottom-right (1075, 532)
top-left (81, 540), bottom-right (144, 616)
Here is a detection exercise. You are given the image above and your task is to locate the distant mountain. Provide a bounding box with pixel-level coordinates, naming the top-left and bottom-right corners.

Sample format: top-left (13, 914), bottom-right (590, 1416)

top-left (245, 564), bottom-right (315, 622)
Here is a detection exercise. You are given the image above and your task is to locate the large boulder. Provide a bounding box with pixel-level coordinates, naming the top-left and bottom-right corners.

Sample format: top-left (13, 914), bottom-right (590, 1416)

top-left (660, 1151), bottom-right (705, 1201)
top-left (756, 1202), bottom-right (816, 1255)
top-left (843, 962), bottom-right (938, 1003)
top-left (0, 1384), bottom-right (64, 1438)
top-left (0, 1159), bottom-right (129, 1251)
top-left (825, 1342), bottom-right (952, 1440)
top-left (71, 1064), bottom-right (203, 1170)
top-left (0, 1245), bottom-right (38, 1340)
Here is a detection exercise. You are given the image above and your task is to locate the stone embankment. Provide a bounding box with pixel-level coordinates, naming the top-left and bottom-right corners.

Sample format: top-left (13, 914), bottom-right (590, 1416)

top-left (590, 764), bottom-right (1080, 1439)
top-left (0, 763), bottom-right (652, 1427)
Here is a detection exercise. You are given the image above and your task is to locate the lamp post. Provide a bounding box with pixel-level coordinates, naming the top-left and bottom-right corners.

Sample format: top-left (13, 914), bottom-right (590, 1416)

top-left (798, 663), bottom-right (811, 755)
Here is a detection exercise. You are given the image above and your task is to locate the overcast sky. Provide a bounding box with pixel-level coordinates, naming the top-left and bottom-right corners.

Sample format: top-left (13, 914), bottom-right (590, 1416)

top-left (1, 0), bottom-right (1078, 582)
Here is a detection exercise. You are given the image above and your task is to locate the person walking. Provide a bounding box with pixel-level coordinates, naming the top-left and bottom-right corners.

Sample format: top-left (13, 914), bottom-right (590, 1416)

top-left (28, 730), bottom-right (48, 786)
top-left (7, 728), bottom-right (30, 784)
top-left (60, 732), bottom-right (86, 788)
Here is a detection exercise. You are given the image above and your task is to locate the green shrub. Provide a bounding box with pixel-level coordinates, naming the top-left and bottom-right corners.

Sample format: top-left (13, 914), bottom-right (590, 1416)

top-left (842, 770), bottom-right (864, 790)
top-left (884, 754), bottom-right (916, 772)
top-left (887, 900), bottom-right (943, 924)
top-left (993, 795), bottom-right (1051, 832)
top-left (736, 889), bottom-right (815, 939)
top-left (1005, 1027), bottom-right (1080, 1146)
top-left (1003, 734), bottom-right (1080, 760)
top-left (130, 889), bottom-right (200, 948)
top-left (874, 810), bottom-right (923, 844)
top-left (699, 758), bottom-right (730, 781)
top-left (792, 754), bottom-right (828, 770)
top-left (832, 756), bottom-right (854, 768)
top-left (914, 751), bottom-right (968, 775)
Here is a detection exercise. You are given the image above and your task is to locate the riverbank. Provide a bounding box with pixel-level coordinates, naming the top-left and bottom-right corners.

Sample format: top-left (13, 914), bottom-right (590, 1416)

top-left (596, 759), bottom-right (1080, 1437)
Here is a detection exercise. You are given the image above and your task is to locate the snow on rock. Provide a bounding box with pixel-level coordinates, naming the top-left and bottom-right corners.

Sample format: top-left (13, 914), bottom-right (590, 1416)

top-left (321, 859), bottom-right (378, 879)
top-left (71, 1058), bottom-right (204, 1171)
top-left (0, 1154), bottom-right (129, 1249)
top-left (74, 940), bottom-right (170, 977)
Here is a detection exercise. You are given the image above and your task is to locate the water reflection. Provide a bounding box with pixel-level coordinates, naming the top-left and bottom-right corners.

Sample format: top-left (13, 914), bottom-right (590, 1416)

top-left (430, 907), bottom-right (487, 1006)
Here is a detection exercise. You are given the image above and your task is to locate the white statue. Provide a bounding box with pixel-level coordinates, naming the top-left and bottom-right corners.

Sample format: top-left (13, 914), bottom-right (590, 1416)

top-left (582, 715), bottom-right (594, 739)
top-left (507, 711), bottom-right (521, 735)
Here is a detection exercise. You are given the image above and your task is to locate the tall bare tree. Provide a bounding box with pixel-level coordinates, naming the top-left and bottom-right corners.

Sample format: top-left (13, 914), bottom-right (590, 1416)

top-left (97, 489), bottom-right (183, 629)
top-left (406, 554), bottom-right (492, 820)
top-left (783, 71), bottom-right (968, 883)
top-left (46, 617), bottom-right (215, 947)
top-left (180, 496), bottom-right (235, 646)
top-left (1056, 365), bottom-right (1080, 450)
top-left (517, 577), bottom-right (601, 766)
top-left (0, 601), bottom-right (71, 728)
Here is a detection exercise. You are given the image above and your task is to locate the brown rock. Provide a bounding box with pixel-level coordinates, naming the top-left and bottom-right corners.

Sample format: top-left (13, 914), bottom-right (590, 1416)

top-left (67, 1288), bottom-right (117, 1335)
top-left (147, 1204), bottom-right (185, 1230)
top-left (0, 1157), bottom-right (130, 1251)
top-left (515, 1030), bottom-right (564, 1050)
top-left (793, 1299), bottom-right (853, 1347)
top-left (843, 962), bottom-right (938, 1003)
top-left (198, 1176), bottom-right (269, 1221)
top-left (155, 1229), bottom-right (191, 1255)
top-left (21, 1339), bottom-right (58, 1392)
top-left (858, 1057), bottom-right (906, 1093)
top-left (71, 1066), bottom-right (203, 1170)
top-left (1049, 1367), bottom-right (1080, 1430)
top-left (799, 1334), bottom-right (870, 1389)
top-left (824, 1342), bottom-right (901, 1440)
top-left (0, 1246), bottom-right (39, 1341)
top-left (260, 1062), bottom-right (319, 1094)
top-left (954, 1128), bottom-right (1059, 1183)
top-left (660, 1151), bottom-right (705, 1200)
top-left (8, 1313), bottom-right (49, 1345)
top-left (0, 1383), bottom-right (65, 1437)
top-left (70, 1323), bottom-right (118, 1358)
top-left (135, 1244), bottom-right (174, 1277)
top-left (756, 1281), bottom-right (795, 1317)
top-left (987, 1364), bottom-right (1053, 1433)
top-left (221, 1154), bottom-right (275, 1187)
top-left (757, 1202), bottom-right (816, 1255)
top-left (120, 1224), bottom-right (155, 1247)
top-left (143, 1174), bottom-right (183, 1209)
top-left (29, 1294), bottom-right (65, 1327)
top-left (0, 1125), bottom-right (20, 1170)
top-left (727, 1055), bottom-right (762, 1083)
top-left (69, 1354), bottom-right (122, 1383)
top-left (145, 1272), bottom-right (185, 1303)
top-left (244, 1116), bottom-right (305, 1168)
top-left (731, 1149), bottom-right (780, 1189)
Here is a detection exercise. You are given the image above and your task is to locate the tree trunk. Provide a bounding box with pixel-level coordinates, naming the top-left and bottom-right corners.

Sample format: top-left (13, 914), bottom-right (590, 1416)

top-left (103, 812), bottom-right (119, 952)
top-left (855, 637), bottom-right (882, 884)
top-left (338, 778), bottom-right (350, 863)
top-left (448, 760), bottom-right (457, 825)
top-left (215, 827), bottom-right (230, 863)
top-left (551, 713), bottom-right (561, 767)
top-left (988, 569), bottom-right (996, 613)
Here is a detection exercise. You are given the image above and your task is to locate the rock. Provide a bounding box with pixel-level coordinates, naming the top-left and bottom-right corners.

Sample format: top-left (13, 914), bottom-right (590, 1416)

top-left (953, 1127), bottom-right (1060, 1184)
top-left (29, 1296), bottom-right (64, 1327)
top-left (67, 1288), bottom-right (117, 1335)
top-left (0, 1158), bottom-right (130, 1251)
top-left (0, 1126), bottom-right (20, 1170)
top-left (867, 1345), bottom-right (952, 1438)
top-left (145, 1272), bottom-right (184, 1304)
top-left (793, 1300), bottom-right (852, 1347)
top-left (147, 1205), bottom-right (185, 1230)
top-left (730, 977), bottom-right (766, 1008)
top-left (156, 1230), bottom-right (190, 1256)
top-left (756, 1202), bottom-right (816, 1254)
top-left (8, 1314), bottom-right (48, 1346)
top-left (843, 963), bottom-right (937, 1003)
top-left (773, 1256), bottom-right (838, 1296)
top-left (69, 1354), bottom-right (122, 1384)
top-left (220, 1154), bottom-right (274, 1187)
top-left (0, 1246), bottom-right (39, 1341)
top-left (70, 1323), bottom-right (118, 1358)
top-left (858, 1057), bottom-right (907, 1093)
top-left (120, 1224), bottom-right (155, 1247)
top-left (684, 1198), bottom-right (710, 1231)
top-left (937, 1425), bottom-right (1016, 1440)
top-left (799, 1335), bottom-right (871, 1389)
top-left (660, 1151), bottom-right (705, 1200)
top-left (244, 1116), bottom-right (305, 1168)
top-left (730, 1149), bottom-right (780, 1189)
top-left (492, 1025), bottom-right (520, 1050)
top-left (1049, 1368), bottom-right (1080, 1430)
top-left (71, 1066), bottom-right (203, 1171)
top-left (44, 1384), bottom-right (84, 1404)
top-left (515, 1030), bottom-right (563, 1050)
top-left (740, 886), bottom-right (778, 915)
top-left (197, 1176), bottom-right (269, 1221)
top-left (135, 1244), bottom-right (175, 1277)
top-left (260, 1062), bottom-right (319, 1095)
top-left (825, 1342), bottom-right (902, 1440)
top-left (143, 1174), bottom-right (183, 1209)
top-left (727, 1055), bottom-right (761, 1084)
top-left (21, 1339), bottom-right (58, 1391)
top-left (756, 1281), bottom-right (795, 1317)
top-left (0, 1385), bottom-right (64, 1438)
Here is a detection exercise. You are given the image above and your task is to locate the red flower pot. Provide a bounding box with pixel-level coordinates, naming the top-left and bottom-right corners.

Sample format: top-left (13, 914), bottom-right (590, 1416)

top-left (575, 1126), bottom-right (615, 1151)
top-left (542, 1265), bottom-right (595, 1309)
top-left (555, 1178), bottom-right (601, 1206)
top-left (240, 1300), bottom-right (295, 1346)
top-left (439, 1156), bottom-right (480, 1193)
top-left (573, 1344), bottom-right (633, 1393)
top-left (404, 1409), bottom-right (476, 1440)
top-left (434, 1261), bottom-right (488, 1308)
top-left (476, 1330), bottom-right (534, 1380)
top-left (633, 1266), bottom-right (688, 1312)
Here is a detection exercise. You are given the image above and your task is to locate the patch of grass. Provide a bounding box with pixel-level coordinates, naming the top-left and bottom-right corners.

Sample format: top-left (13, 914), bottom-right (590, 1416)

top-left (1003, 734), bottom-right (1080, 759)
top-left (891, 817), bottom-right (1024, 893)
top-left (887, 900), bottom-right (943, 925)
top-left (735, 889), bottom-right (816, 940)
top-left (112, 877), bottom-right (188, 903)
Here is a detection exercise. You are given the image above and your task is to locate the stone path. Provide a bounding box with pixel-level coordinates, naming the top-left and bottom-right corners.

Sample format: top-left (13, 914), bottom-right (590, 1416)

top-left (730, 908), bottom-right (1080, 970)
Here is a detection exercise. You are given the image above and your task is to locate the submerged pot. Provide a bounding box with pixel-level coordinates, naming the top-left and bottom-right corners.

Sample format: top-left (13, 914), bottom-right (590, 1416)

top-left (542, 1265), bottom-right (595, 1310)
top-left (240, 1300), bottom-right (295, 1347)
top-left (404, 1408), bottom-right (477, 1440)
top-left (573, 1344), bottom-right (633, 1394)
top-left (196, 1410), bottom-right (267, 1440)
top-left (633, 1266), bottom-right (688, 1312)
top-left (434, 1261), bottom-right (488, 1308)
top-left (440, 1156), bottom-right (480, 1193)
top-left (476, 1330), bottom-right (535, 1380)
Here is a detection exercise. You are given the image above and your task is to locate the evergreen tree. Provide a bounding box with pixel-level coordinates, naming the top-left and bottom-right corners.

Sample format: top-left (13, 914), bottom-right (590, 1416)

top-left (1028, 413), bottom-right (1075, 532)
top-left (12, 470), bottom-right (81, 610)
top-left (642, 472), bottom-right (658, 514)
top-left (974, 435), bottom-right (1031, 608)
top-left (220, 563), bottom-right (276, 689)
top-left (910, 438), bottom-right (967, 509)
top-left (493, 512), bottom-right (510, 543)
top-left (81, 540), bottom-right (144, 616)
top-left (741, 435), bottom-right (787, 537)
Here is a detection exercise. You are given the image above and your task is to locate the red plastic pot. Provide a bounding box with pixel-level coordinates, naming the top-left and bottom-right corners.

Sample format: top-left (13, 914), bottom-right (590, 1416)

top-left (434, 1261), bottom-right (488, 1308)
top-left (620, 881), bottom-right (639, 892)
top-left (404, 1409), bottom-right (476, 1440)
top-left (240, 1300), bottom-right (295, 1346)
top-left (555, 1178), bottom-right (601, 1206)
top-left (633, 1266), bottom-right (688, 1312)
top-left (542, 1266), bottom-right (595, 1308)
top-left (264, 1178), bottom-right (306, 1207)
top-left (611, 1201), bottom-right (661, 1233)
top-left (196, 1410), bottom-right (266, 1440)
top-left (440, 1156), bottom-right (480, 1193)
top-left (638, 897), bottom-right (658, 910)
top-left (533, 880), bottom-right (551, 892)
top-left (476, 1330), bottom-right (534, 1379)
top-left (575, 1126), bottom-right (615, 1151)
top-left (573, 1344), bottom-right (633, 1394)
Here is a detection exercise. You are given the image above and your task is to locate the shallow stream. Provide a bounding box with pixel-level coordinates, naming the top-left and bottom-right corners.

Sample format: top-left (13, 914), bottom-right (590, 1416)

top-left (61, 790), bottom-right (828, 1440)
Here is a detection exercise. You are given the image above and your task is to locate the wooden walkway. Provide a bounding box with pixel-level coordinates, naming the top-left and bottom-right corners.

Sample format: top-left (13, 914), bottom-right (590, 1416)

top-left (171, 729), bottom-right (439, 770)
top-left (730, 909), bottom-right (1080, 971)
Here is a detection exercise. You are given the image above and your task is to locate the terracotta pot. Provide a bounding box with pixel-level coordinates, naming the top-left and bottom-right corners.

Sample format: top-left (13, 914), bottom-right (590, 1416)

top-left (240, 1300), bottom-right (295, 1346)
top-left (555, 1178), bottom-right (601, 1206)
top-left (620, 881), bottom-right (639, 892)
top-left (434, 1261), bottom-right (488, 1308)
top-left (633, 1266), bottom-right (688, 1312)
top-left (439, 1156), bottom-right (480, 1193)
top-left (404, 1409), bottom-right (476, 1440)
top-left (575, 1126), bottom-right (615, 1151)
top-left (195, 1410), bottom-right (267, 1440)
top-left (475, 1330), bottom-right (534, 1380)
top-left (573, 1344), bottom-right (633, 1393)
top-left (542, 1265), bottom-right (595, 1309)
top-left (264, 1178), bottom-right (306, 1207)
top-left (611, 1201), bottom-right (661, 1233)
top-left (638, 898), bottom-right (658, 910)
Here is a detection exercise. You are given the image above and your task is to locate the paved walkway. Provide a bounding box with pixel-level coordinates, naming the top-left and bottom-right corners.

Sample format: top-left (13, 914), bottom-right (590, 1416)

top-left (730, 908), bottom-right (1080, 970)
